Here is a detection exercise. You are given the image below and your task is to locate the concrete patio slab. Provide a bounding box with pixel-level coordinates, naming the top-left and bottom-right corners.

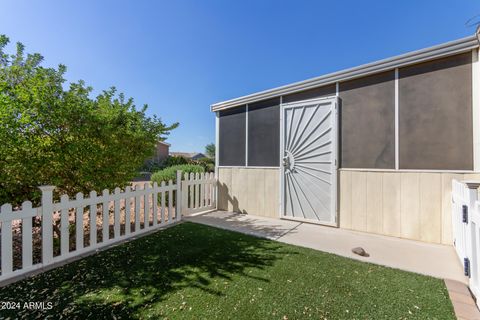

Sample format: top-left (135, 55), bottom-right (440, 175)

top-left (186, 210), bottom-right (467, 284)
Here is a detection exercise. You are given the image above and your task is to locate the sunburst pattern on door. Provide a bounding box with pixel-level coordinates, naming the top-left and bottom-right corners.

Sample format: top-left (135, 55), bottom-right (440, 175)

top-left (283, 98), bottom-right (337, 224)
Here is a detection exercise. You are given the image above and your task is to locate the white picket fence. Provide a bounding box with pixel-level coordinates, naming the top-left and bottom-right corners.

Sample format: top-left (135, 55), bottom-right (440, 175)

top-left (0, 171), bottom-right (216, 282)
top-left (451, 179), bottom-right (480, 306)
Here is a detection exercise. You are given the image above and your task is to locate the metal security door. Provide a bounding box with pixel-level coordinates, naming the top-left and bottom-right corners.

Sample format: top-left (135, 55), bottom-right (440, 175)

top-left (281, 97), bottom-right (338, 225)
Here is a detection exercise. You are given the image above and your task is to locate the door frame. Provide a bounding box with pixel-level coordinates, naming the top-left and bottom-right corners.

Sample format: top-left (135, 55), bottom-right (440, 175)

top-left (279, 96), bottom-right (339, 226)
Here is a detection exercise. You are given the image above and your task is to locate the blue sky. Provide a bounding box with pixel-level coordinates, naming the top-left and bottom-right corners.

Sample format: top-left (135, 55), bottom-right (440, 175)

top-left (1, 0), bottom-right (479, 152)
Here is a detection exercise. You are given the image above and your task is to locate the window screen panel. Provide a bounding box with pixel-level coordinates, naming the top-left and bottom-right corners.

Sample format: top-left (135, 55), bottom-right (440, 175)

top-left (398, 53), bottom-right (473, 170)
top-left (339, 71), bottom-right (396, 169)
top-left (219, 106), bottom-right (246, 166)
top-left (248, 98), bottom-right (280, 167)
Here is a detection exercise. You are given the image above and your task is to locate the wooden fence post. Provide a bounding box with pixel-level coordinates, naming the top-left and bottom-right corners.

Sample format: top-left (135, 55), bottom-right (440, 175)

top-left (39, 185), bottom-right (55, 265)
top-left (176, 170), bottom-right (182, 221)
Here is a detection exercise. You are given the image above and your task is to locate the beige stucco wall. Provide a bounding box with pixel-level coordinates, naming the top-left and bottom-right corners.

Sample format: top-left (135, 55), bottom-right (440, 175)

top-left (217, 167), bottom-right (478, 245)
top-left (217, 167), bottom-right (279, 218)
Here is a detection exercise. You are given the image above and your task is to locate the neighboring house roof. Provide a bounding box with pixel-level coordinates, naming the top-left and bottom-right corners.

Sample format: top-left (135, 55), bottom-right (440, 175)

top-left (211, 33), bottom-right (480, 112)
top-left (157, 141), bottom-right (171, 147)
top-left (170, 152), bottom-right (206, 159)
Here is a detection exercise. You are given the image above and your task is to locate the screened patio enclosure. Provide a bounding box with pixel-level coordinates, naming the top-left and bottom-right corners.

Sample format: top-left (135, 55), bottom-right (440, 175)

top-left (212, 32), bottom-right (480, 245)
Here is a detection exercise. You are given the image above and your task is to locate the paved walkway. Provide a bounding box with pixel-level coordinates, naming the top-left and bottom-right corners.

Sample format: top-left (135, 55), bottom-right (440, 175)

top-left (186, 210), bottom-right (466, 282)
top-left (187, 211), bottom-right (480, 319)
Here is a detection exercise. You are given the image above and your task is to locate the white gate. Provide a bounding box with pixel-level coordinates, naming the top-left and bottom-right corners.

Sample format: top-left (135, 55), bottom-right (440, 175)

top-left (452, 179), bottom-right (480, 307)
top-left (280, 97), bottom-right (338, 225)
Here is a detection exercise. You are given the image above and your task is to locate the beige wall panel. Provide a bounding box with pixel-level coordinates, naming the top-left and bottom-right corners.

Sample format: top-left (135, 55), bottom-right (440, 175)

top-left (245, 169), bottom-right (256, 214)
top-left (247, 169), bottom-right (266, 215)
top-left (339, 171), bottom-right (352, 229)
top-left (217, 169), bottom-right (225, 210)
top-left (382, 172), bottom-right (401, 237)
top-left (264, 170), bottom-right (274, 217)
top-left (240, 168), bottom-right (251, 213)
top-left (419, 173), bottom-right (442, 243)
top-left (231, 168), bottom-right (246, 213)
top-left (217, 168), bottom-right (232, 211)
top-left (351, 171), bottom-right (367, 231)
top-left (464, 173), bottom-right (480, 180)
top-left (217, 168), bottom-right (279, 218)
top-left (272, 169), bottom-right (280, 217)
top-left (366, 172), bottom-right (383, 234)
top-left (400, 173), bottom-right (420, 240)
top-left (219, 168), bottom-right (463, 244)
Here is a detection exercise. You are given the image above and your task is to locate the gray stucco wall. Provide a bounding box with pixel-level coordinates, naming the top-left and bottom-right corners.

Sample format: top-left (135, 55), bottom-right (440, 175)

top-left (339, 71), bottom-right (396, 169)
top-left (399, 52), bottom-right (473, 170)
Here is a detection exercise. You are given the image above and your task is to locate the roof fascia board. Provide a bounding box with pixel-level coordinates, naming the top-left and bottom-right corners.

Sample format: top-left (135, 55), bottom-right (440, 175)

top-left (211, 35), bottom-right (479, 112)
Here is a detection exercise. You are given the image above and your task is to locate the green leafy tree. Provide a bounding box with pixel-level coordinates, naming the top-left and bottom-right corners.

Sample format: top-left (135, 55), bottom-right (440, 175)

top-left (205, 143), bottom-right (215, 159)
top-left (0, 35), bottom-right (178, 206)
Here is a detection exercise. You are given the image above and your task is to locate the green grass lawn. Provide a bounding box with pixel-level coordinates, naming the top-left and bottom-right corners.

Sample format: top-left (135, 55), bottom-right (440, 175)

top-left (0, 222), bottom-right (454, 319)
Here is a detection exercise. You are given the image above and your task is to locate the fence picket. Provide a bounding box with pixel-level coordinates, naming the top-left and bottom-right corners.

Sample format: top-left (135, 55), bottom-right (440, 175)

top-left (1, 204), bottom-right (13, 275)
top-left (153, 182), bottom-right (158, 226)
top-left (205, 175), bottom-right (210, 206)
top-left (89, 191), bottom-right (98, 247)
top-left (114, 187), bottom-right (121, 237)
top-left (210, 174), bottom-right (214, 205)
top-left (168, 180), bottom-right (173, 222)
top-left (125, 186), bottom-right (131, 236)
top-left (195, 173), bottom-right (200, 209)
top-left (161, 181), bottom-right (166, 224)
top-left (60, 195), bottom-right (69, 256)
top-left (21, 201), bottom-right (33, 269)
top-left (182, 173), bottom-right (189, 215)
top-left (189, 173), bottom-right (194, 209)
top-left (143, 183), bottom-right (149, 228)
top-left (200, 173), bottom-right (205, 208)
top-left (135, 187), bottom-right (141, 231)
top-left (102, 190), bottom-right (109, 242)
top-left (40, 186), bottom-right (55, 265)
top-left (75, 192), bottom-right (84, 251)
top-left (176, 171), bottom-right (182, 221)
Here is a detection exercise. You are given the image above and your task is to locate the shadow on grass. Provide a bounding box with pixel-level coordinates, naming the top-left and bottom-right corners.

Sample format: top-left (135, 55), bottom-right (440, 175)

top-left (0, 222), bottom-right (292, 319)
